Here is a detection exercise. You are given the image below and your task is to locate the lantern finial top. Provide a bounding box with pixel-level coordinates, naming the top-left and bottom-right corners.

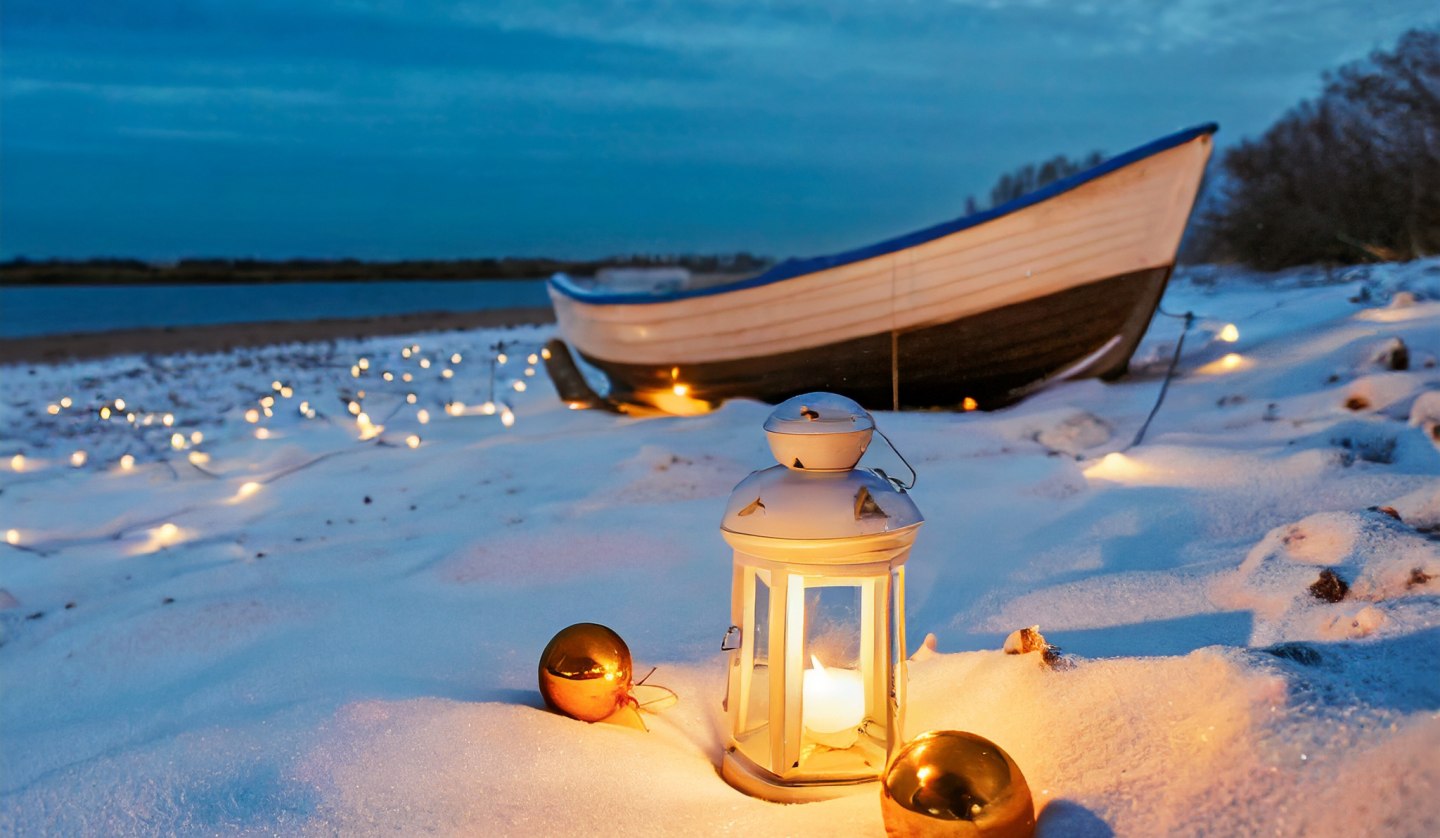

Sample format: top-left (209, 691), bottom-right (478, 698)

top-left (763, 392), bottom-right (875, 471)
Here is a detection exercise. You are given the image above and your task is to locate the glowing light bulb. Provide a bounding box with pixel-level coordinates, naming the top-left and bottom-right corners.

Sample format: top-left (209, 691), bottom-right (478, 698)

top-left (496, 353), bottom-right (508, 365)
top-left (1219, 323), bottom-right (1240, 343)
top-left (9, 454), bottom-right (23, 472)
top-left (481, 401), bottom-right (496, 415)
top-left (358, 358), bottom-right (370, 371)
top-left (70, 451), bottom-right (88, 467)
top-left (5, 529), bottom-right (19, 546)
top-left (99, 406), bottom-right (112, 420)
top-left (171, 433), bottom-right (186, 449)
top-left (156, 523), bottom-right (179, 543)
top-left (446, 402), bottom-right (465, 416)
top-left (540, 347), bottom-right (552, 361)
top-left (402, 347), bottom-right (412, 358)
top-left (527, 353), bottom-right (539, 365)
top-left (260, 395), bottom-right (275, 408)
top-left (60, 397), bottom-right (73, 408)
top-left (351, 366), bottom-right (361, 378)
top-left (524, 367), bottom-right (535, 377)
top-left (236, 481), bottom-right (261, 499)
top-left (383, 372), bottom-right (394, 382)
top-left (280, 386), bottom-right (293, 399)
top-left (962, 397), bottom-right (978, 411)
top-left (255, 427), bottom-right (271, 439)
top-left (419, 358), bottom-right (431, 369)
top-left (120, 454), bottom-right (136, 470)
top-left (348, 401), bottom-right (362, 416)
top-left (47, 404), bottom-right (60, 415)
top-left (406, 393), bottom-right (417, 404)
top-left (441, 369), bottom-right (454, 379)
top-left (405, 434), bottom-right (421, 449)
top-left (1222, 352), bottom-right (1242, 369)
top-left (127, 413), bottom-right (136, 423)
top-left (299, 401), bottom-right (310, 413)
top-left (513, 380), bottom-right (527, 392)
top-left (500, 408), bottom-right (515, 428)
top-left (162, 413), bottom-right (175, 427)
top-left (187, 451), bottom-right (211, 465)
top-left (672, 383), bottom-right (689, 397)
top-left (271, 380), bottom-right (283, 391)
top-left (114, 398), bottom-right (126, 411)
top-left (451, 353), bottom-right (462, 364)
top-left (402, 373), bottom-right (413, 383)
top-left (245, 409), bottom-right (261, 423)
top-left (190, 431), bottom-right (204, 445)
top-left (417, 409), bottom-right (430, 424)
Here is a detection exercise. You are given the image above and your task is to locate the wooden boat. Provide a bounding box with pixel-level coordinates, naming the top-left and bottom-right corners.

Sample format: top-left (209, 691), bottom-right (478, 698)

top-left (547, 123), bottom-right (1217, 414)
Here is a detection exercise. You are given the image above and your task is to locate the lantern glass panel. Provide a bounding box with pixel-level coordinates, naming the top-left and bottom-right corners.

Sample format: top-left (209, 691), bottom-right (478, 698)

top-left (742, 572), bottom-right (771, 737)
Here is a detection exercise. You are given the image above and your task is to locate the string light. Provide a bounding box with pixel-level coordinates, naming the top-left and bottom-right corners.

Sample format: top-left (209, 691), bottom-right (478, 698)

top-left (541, 347), bottom-right (552, 360)
top-left (481, 402), bottom-right (496, 415)
top-left (1218, 323), bottom-right (1240, 343)
top-left (406, 393), bottom-right (417, 404)
top-left (70, 451), bottom-right (88, 467)
top-left (260, 396), bottom-right (275, 408)
top-left (497, 353), bottom-right (508, 365)
top-left (402, 347), bottom-right (412, 359)
top-left (190, 431), bottom-right (204, 445)
top-left (127, 413), bottom-right (136, 424)
top-left (5, 529), bottom-right (18, 546)
top-left (405, 434), bottom-right (421, 449)
top-left (163, 413), bottom-right (175, 427)
top-left (114, 398), bottom-right (126, 411)
top-left (348, 401), bottom-right (362, 416)
top-left (383, 372), bottom-right (395, 382)
top-left (245, 409), bottom-right (261, 423)
top-left (47, 404), bottom-right (60, 415)
top-left (962, 397), bottom-right (978, 411)
top-left (513, 381), bottom-right (527, 392)
top-left (500, 407), bottom-right (516, 428)
top-left (280, 386), bottom-right (293, 398)
top-left (171, 433), bottom-right (186, 449)
top-left (60, 397), bottom-right (73, 408)
top-left (236, 482), bottom-right (261, 500)
top-left (10, 454), bottom-right (25, 472)
top-left (524, 367), bottom-right (535, 377)
top-left (299, 401), bottom-right (310, 414)
top-left (120, 454), bottom-right (136, 470)
top-left (417, 409), bottom-right (430, 424)
top-left (358, 358), bottom-right (370, 371)
top-left (351, 365), bottom-right (361, 378)
top-left (419, 358), bottom-right (431, 369)
top-left (451, 353), bottom-right (462, 364)
top-left (446, 402), bottom-right (465, 416)
top-left (402, 373), bottom-right (413, 383)
top-left (527, 353), bottom-right (538, 365)
top-left (255, 427), bottom-right (271, 439)
top-left (99, 406), bottom-right (112, 420)
top-left (441, 369), bottom-right (454, 379)
top-left (272, 380), bottom-right (283, 391)
top-left (188, 451), bottom-right (211, 465)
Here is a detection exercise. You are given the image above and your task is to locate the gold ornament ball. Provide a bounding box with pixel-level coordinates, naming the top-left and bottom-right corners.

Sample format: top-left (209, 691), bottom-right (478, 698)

top-left (880, 730), bottom-right (1035, 838)
top-left (538, 623), bottom-right (634, 722)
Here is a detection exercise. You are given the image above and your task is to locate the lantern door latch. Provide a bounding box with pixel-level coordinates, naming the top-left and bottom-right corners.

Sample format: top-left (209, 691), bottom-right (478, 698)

top-left (721, 625), bottom-right (741, 651)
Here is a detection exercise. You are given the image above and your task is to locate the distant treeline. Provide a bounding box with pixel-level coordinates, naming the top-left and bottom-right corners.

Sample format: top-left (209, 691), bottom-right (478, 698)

top-left (1188, 26), bottom-right (1439, 269)
top-left (0, 253), bottom-right (773, 285)
top-left (965, 150), bottom-right (1108, 215)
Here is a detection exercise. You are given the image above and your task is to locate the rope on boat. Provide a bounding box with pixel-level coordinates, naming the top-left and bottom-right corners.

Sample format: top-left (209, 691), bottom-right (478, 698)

top-left (1128, 307), bottom-right (1195, 449)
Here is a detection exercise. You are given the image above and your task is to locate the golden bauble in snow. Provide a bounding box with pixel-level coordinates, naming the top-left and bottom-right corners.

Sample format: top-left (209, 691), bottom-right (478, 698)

top-left (537, 622), bottom-right (634, 723)
top-left (880, 730), bottom-right (1035, 838)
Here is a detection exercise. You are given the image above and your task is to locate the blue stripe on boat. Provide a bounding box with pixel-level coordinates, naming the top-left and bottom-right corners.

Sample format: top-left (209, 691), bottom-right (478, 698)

top-left (549, 122), bottom-right (1219, 305)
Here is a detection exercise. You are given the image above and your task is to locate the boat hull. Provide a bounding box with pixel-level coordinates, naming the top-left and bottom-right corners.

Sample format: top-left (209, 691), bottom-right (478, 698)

top-left (548, 124), bottom-right (1215, 412)
top-left (576, 265), bottom-right (1171, 410)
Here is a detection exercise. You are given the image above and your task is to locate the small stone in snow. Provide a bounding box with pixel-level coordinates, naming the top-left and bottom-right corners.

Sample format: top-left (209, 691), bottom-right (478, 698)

top-left (363, 496), bottom-right (372, 505)
top-left (1408, 567), bottom-right (1433, 588)
top-left (1309, 569), bottom-right (1349, 603)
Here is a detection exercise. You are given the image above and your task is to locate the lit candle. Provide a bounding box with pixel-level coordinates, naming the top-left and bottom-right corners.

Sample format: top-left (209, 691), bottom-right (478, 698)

top-left (802, 655), bottom-right (865, 748)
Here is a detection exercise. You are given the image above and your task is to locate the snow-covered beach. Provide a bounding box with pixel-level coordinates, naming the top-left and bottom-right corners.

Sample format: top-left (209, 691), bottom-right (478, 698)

top-left (3, 261), bottom-right (1438, 835)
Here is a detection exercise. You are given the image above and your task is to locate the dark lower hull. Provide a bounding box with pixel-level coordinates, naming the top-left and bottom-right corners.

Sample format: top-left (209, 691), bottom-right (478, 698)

top-left (576, 266), bottom-right (1172, 411)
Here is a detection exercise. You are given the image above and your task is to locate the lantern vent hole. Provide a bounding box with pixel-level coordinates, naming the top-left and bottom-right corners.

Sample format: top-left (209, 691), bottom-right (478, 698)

top-left (738, 498), bottom-right (766, 517)
top-left (854, 487), bottom-right (887, 520)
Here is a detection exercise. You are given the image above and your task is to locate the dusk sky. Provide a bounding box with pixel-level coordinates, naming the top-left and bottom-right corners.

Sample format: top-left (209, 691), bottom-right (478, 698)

top-left (2, 1), bottom-right (1434, 261)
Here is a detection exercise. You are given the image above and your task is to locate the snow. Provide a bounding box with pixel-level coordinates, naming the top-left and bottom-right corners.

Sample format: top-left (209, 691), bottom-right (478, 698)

top-left (3, 260), bottom-right (1439, 836)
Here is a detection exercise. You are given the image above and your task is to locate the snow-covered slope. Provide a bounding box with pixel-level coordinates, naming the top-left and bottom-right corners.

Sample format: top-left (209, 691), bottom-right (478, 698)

top-left (3, 260), bottom-right (1438, 835)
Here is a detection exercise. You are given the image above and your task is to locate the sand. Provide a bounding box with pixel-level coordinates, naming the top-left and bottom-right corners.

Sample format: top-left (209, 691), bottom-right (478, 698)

top-left (0, 306), bottom-right (556, 365)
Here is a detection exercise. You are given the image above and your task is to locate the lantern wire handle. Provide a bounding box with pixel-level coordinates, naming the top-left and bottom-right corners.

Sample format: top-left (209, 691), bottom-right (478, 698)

top-left (873, 428), bottom-right (917, 490)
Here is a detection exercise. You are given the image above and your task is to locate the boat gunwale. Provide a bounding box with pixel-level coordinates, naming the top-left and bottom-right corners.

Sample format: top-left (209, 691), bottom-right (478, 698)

top-left (548, 122), bottom-right (1217, 306)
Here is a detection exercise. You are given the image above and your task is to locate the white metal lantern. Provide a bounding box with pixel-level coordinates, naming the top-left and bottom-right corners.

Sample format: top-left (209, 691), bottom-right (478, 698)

top-left (720, 393), bottom-right (923, 803)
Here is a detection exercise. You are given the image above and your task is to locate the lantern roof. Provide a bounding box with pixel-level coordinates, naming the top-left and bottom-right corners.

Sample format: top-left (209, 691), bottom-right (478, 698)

top-left (763, 393), bottom-right (875, 436)
top-left (721, 464), bottom-right (923, 541)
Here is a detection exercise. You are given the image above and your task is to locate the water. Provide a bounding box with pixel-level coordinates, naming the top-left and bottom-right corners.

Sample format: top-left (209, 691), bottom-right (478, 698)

top-left (0, 279), bottom-right (551, 338)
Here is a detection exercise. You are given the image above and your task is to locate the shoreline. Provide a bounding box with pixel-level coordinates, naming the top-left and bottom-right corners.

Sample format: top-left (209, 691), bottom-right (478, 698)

top-left (0, 306), bottom-right (556, 365)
